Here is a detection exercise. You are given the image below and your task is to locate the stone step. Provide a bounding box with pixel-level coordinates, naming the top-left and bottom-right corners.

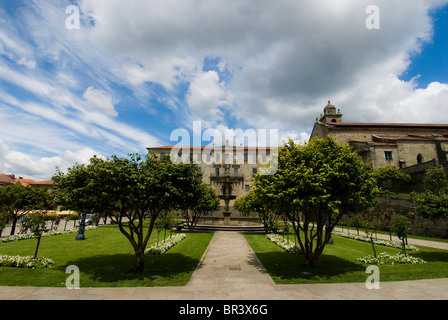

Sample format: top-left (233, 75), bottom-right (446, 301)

top-left (182, 223), bottom-right (266, 233)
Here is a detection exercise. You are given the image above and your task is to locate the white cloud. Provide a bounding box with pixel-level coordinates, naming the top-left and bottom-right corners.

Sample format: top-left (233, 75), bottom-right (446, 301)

top-left (187, 71), bottom-right (229, 119)
top-left (0, 138), bottom-right (103, 180)
top-left (75, 0), bottom-right (448, 134)
top-left (280, 131), bottom-right (311, 146)
top-left (1, 0), bottom-right (448, 175)
top-left (82, 86), bottom-right (118, 117)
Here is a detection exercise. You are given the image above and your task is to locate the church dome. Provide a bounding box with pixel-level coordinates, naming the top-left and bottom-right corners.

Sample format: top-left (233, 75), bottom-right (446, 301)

top-left (324, 100), bottom-right (336, 115)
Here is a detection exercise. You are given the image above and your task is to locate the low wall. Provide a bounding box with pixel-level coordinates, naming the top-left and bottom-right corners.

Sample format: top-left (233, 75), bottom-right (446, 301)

top-left (196, 206), bottom-right (261, 226)
top-left (366, 197), bottom-right (448, 239)
top-left (197, 216), bottom-right (262, 226)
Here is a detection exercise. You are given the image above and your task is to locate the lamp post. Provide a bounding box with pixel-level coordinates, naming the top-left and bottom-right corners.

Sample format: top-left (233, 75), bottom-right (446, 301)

top-left (75, 212), bottom-right (87, 240)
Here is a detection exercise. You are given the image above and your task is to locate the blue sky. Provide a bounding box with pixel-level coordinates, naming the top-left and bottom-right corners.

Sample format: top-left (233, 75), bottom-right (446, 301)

top-left (400, 5), bottom-right (448, 87)
top-left (1, 0), bottom-right (448, 180)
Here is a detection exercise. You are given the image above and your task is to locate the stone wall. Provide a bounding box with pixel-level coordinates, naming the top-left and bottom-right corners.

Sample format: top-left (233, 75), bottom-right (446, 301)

top-left (365, 197), bottom-right (448, 239)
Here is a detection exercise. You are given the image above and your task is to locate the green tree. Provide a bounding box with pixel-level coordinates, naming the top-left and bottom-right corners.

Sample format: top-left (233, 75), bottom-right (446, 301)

top-left (254, 137), bottom-right (378, 267)
top-left (373, 165), bottom-right (411, 191)
top-left (23, 213), bottom-right (47, 259)
top-left (234, 189), bottom-right (279, 234)
top-left (184, 183), bottom-right (220, 231)
top-left (349, 214), bottom-right (363, 235)
top-left (390, 214), bottom-right (410, 255)
top-left (423, 166), bottom-right (448, 195)
top-left (416, 166), bottom-right (448, 220)
top-left (53, 153), bottom-right (202, 272)
top-left (0, 184), bottom-right (52, 235)
top-left (0, 211), bottom-right (8, 237)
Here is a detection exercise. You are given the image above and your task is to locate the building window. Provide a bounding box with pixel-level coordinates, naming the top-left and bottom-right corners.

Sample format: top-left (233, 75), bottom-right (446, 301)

top-left (384, 151), bottom-right (393, 161)
top-left (234, 167), bottom-right (238, 176)
top-left (252, 168), bottom-right (257, 175)
top-left (215, 167), bottom-right (220, 176)
top-left (245, 185), bottom-right (250, 192)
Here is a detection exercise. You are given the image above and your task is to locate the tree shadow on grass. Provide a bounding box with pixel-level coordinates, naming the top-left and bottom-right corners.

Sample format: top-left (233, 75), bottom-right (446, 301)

top-left (254, 251), bottom-right (366, 283)
top-left (413, 250), bottom-right (448, 263)
top-left (59, 253), bottom-right (201, 286)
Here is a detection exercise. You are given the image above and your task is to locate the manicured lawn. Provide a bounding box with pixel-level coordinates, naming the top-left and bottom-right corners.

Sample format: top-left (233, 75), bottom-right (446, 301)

top-left (244, 233), bottom-right (448, 284)
top-left (0, 226), bottom-right (213, 287)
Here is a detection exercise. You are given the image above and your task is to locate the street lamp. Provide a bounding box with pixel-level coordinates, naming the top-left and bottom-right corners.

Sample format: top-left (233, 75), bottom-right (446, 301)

top-left (75, 212), bottom-right (87, 240)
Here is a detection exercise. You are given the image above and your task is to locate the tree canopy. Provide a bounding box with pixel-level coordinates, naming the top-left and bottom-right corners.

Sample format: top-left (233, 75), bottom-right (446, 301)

top-left (250, 136), bottom-right (378, 267)
top-left (416, 166), bottom-right (448, 220)
top-left (52, 153), bottom-right (203, 272)
top-left (0, 183), bottom-right (52, 235)
top-left (184, 183), bottom-right (220, 231)
top-left (373, 165), bottom-right (411, 192)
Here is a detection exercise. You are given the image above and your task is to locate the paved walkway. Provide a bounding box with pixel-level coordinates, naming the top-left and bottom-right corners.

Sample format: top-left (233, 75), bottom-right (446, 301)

top-left (1, 231), bottom-right (448, 300)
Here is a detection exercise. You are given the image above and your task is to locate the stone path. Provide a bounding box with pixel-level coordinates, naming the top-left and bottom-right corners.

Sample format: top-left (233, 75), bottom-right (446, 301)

top-left (1, 231), bottom-right (448, 300)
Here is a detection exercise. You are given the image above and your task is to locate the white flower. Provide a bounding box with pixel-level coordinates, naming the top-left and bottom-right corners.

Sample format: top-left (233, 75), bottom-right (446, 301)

top-left (266, 234), bottom-right (301, 254)
top-left (145, 233), bottom-right (186, 255)
top-left (0, 255), bottom-right (54, 269)
top-left (357, 252), bottom-right (425, 265)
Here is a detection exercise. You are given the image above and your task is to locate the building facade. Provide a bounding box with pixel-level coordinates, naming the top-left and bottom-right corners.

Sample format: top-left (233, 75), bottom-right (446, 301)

top-left (311, 101), bottom-right (448, 170)
top-left (147, 143), bottom-right (276, 225)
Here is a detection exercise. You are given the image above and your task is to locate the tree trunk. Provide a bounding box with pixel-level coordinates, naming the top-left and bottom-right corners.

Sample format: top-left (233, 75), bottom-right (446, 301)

top-left (10, 218), bottom-right (17, 236)
top-left (34, 236), bottom-right (41, 259)
top-left (134, 249), bottom-right (145, 272)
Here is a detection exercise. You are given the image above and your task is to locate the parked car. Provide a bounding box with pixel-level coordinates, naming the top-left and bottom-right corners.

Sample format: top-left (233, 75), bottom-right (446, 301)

top-left (79, 214), bottom-right (94, 225)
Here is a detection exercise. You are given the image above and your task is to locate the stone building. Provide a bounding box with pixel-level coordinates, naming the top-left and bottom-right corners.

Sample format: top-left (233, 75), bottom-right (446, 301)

top-left (311, 101), bottom-right (448, 171)
top-left (147, 143), bottom-right (276, 226)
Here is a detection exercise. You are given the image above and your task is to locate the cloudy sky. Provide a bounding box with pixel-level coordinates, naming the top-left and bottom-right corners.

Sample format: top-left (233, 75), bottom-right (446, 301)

top-left (1, 0), bottom-right (448, 180)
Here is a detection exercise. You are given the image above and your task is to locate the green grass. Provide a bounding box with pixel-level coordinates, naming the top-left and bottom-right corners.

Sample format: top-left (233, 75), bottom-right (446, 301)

top-left (244, 233), bottom-right (448, 284)
top-left (336, 226), bottom-right (448, 244)
top-left (0, 226), bottom-right (213, 287)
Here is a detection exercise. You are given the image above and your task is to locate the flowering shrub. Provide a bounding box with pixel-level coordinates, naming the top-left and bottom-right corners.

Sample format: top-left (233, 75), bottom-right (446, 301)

top-left (0, 255), bottom-right (54, 269)
top-left (357, 252), bottom-right (426, 265)
top-left (145, 233), bottom-right (186, 255)
top-left (0, 226), bottom-right (98, 243)
top-left (332, 231), bottom-right (419, 251)
top-left (266, 233), bottom-right (301, 254)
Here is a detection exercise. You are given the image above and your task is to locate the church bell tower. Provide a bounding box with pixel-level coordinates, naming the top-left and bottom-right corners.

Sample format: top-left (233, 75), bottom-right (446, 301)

top-left (319, 101), bottom-right (343, 123)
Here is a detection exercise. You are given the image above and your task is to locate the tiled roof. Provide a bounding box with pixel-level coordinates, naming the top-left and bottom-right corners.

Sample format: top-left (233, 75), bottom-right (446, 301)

top-left (148, 146), bottom-right (282, 150)
top-left (376, 136), bottom-right (432, 141)
top-left (15, 179), bottom-right (36, 187)
top-left (372, 142), bottom-right (397, 146)
top-left (327, 122), bottom-right (448, 128)
top-left (0, 174), bottom-right (15, 185)
top-left (33, 180), bottom-right (53, 185)
top-left (0, 174), bottom-right (53, 187)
